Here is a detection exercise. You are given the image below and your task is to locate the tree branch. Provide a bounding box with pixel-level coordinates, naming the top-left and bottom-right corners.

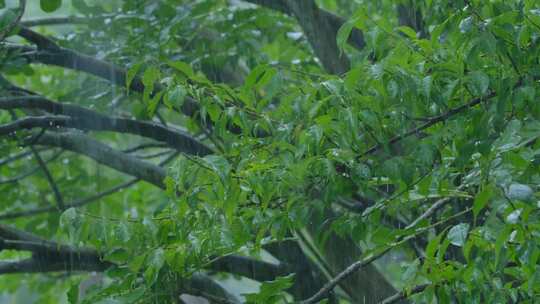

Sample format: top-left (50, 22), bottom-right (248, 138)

top-left (20, 15), bottom-right (113, 27)
top-left (30, 146), bottom-right (65, 209)
top-left (0, 221), bottom-right (291, 292)
top-left (35, 131), bottom-right (167, 189)
top-left (300, 208), bottom-right (472, 303)
top-left (360, 91), bottom-right (498, 157)
top-left (0, 96), bottom-right (213, 156)
top-left (0, 178), bottom-right (139, 220)
top-left (7, 37), bottom-right (201, 117)
top-left (0, 150), bottom-right (63, 185)
top-left (379, 283), bottom-right (429, 304)
top-left (243, 0), bottom-right (365, 51)
top-left (282, 0), bottom-right (349, 74)
top-left (0, 147), bottom-right (49, 167)
top-left (0, 150), bottom-right (180, 220)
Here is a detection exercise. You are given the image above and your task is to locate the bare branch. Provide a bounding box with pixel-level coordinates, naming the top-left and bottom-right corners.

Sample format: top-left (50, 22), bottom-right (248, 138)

top-left (17, 27), bottom-right (60, 50)
top-left (20, 15), bottom-right (113, 27)
top-left (35, 131), bottom-right (167, 189)
top-left (0, 178), bottom-right (139, 220)
top-left (0, 224), bottom-right (112, 274)
top-left (30, 147), bottom-right (65, 209)
top-left (0, 147), bottom-right (49, 167)
top-left (0, 115), bottom-right (69, 135)
top-left (123, 142), bottom-right (169, 153)
top-left (0, 152), bottom-right (178, 221)
top-left (0, 96), bottom-right (213, 156)
top-left (0, 150), bottom-right (63, 185)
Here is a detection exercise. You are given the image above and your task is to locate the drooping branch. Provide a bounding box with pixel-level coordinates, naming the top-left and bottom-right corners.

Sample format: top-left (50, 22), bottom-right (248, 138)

top-left (9, 28), bottom-right (202, 116)
top-left (0, 116), bottom-right (70, 135)
top-left (35, 131), bottom-right (167, 189)
top-left (0, 223), bottom-right (112, 274)
top-left (0, 96), bottom-right (213, 156)
top-left (20, 15), bottom-right (114, 27)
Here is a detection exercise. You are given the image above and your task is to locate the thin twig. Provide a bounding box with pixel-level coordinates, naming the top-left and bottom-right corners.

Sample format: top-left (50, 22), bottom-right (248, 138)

top-left (0, 151), bottom-right (178, 220)
top-left (0, 150), bottom-right (63, 185)
top-left (300, 208), bottom-right (472, 303)
top-left (0, 147), bottom-right (49, 167)
top-left (359, 92), bottom-right (495, 157)
top-left (379, 283), bottom-right (430, 304)
top-left (30, 146), bottom-right (65, 209)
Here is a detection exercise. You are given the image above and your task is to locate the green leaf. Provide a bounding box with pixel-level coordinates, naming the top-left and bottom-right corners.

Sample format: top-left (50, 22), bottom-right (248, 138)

top-left (40, 0), bottom-right (62, 13)
top-left (244, 65), bottom-right (274, 91)
top-left (167, 60), bottom-right (195, 78)
top-left (467, 71), bottom-right (489, 95)
top-left (336, 9), bottom-right (365, 53)
top-left (506, 183), bottom-right (533, 201)
top-left (243, 274), bottom-right (295, 304)
top-left (473, 185), bottom-right (494, 218)
top-left (142, 66), bottom-right (160, 90)
top-left (114, 287), bottom-right (146, 302)
top-left (59, 207), bottom-right (78, 228)
top-left (203, 155), bottom-right (231, 182)
top-left (144, 248), bottom-right (165, 285)
top-left (0, 9), bottom-right (17, 32)
top-left (147, 90), bottom-right (165, 117)
top-left (336, 18), bottom-right (356, 53)
top-left (142, 66), bottom-right (160, 103)
top-left (67, 280), bottom-right (80, 304)
top-left (447, 223), bottom-right (469, 247)
top-left (164, 85), bottom-right (187, 110)
top-left (126, 62), bottom-right (143, 93)
top-left (0, 0), bottom-right (5, 9)
top-left (397, 26), bottom-right (417, 39)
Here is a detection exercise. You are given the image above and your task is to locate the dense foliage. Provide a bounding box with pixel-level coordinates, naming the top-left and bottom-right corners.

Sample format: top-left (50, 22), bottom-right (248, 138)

top-left (1, 0), bottom-right (540, 303)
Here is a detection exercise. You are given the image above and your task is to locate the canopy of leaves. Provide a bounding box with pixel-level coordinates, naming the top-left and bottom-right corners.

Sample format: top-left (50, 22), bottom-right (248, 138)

top-left (1, 0), bottom-right (540, 303)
